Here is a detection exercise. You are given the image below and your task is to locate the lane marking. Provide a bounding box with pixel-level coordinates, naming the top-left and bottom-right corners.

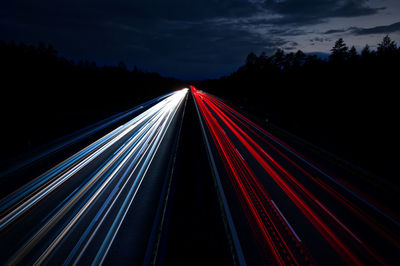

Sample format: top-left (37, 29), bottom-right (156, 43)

top-left (270, 200), bottom-right (302, 243)
top-left (193, 90), bottom-right (247, 266)
top-left (315, 200), bottom-right (362, 244)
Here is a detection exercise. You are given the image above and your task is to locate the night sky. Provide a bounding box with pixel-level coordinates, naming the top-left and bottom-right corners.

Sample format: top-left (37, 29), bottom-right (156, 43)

top-left (1, 0), bottom-right (399, 79)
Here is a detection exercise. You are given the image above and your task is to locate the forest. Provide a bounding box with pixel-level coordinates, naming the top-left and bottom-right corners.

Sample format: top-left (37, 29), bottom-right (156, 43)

top-left (197, 36), bottom-right (399, 184)
top-left (0, 40), bottom-right (183, 161)
top-left (1, 36), bottom-right (398, 184)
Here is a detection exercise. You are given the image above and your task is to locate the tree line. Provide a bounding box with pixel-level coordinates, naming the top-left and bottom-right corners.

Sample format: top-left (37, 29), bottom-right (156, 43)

top-left (0, 39), bottom-right (182, 103)
top-left (0, 36), bottom-right (398, 184)
top-left (237, 35), bottom-right (398, 79)
top-left (197, 36), bottom-right (399, 184)
top-left (0, 40), bottom-right (183, 161)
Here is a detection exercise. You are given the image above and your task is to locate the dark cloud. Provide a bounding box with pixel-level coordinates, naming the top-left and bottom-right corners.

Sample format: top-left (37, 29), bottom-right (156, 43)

top-left (1, 0), bottom-right (259, 26)
top-left (261, 0), bottom-right (383, 25)
top-left (324, 29), bottom-right (348, 34)
top-left (324, 22), bottom-right (400, 36)
top-left (0, 0), bottom-right (390, 78)
top-left (282, 41), bottom-right (299, 51)
top-left (310, 37), bottom-right (331, 43)
top-left (332, 0), bottom-right (385, 17)
top-left (267, 28), bottom-right (306, 36)
top-left (353, 21), bottom-right (400, 35)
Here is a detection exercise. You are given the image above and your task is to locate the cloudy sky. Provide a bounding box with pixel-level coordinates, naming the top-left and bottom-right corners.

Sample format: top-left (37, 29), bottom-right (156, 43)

top-left (1, 0), bottom-right (399, 79)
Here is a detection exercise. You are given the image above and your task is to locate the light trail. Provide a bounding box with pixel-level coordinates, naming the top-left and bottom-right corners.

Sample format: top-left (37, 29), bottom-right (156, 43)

top-left (0, 93), bottom-right (171, 216)
top-left (207, 93), bottom-right (400, 229)
top-left (193, 92), bottom-right (247, 266)
top-left (191, 86), bottom-right (398, 265)
top-left (204, 93), bottom-right (400, 251)
top-left (1, 85), bottom-right (398, 265)
top-left (0, 89), bottom-right (188, 265)
top-left (192, 86), bottom-right (313, 265)
top-left (0, 99), bottom-right (166, 230)
top-left (0, 92), bottom-right (175, 181)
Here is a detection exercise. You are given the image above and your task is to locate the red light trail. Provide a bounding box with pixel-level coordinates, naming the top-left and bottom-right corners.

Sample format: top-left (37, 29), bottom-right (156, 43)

top-left (191, 86), bottom-right (398, 265)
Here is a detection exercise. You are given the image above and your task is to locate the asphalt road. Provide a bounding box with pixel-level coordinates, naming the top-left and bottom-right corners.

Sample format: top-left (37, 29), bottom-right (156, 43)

top-left (0, 89), bottom-right (188, 265)
top-left (192, 86), bottom-right (400, 265)
top-left (1, 86), bottom-right (399, 265)
top-left (154, 92), bottom-right (235, 266)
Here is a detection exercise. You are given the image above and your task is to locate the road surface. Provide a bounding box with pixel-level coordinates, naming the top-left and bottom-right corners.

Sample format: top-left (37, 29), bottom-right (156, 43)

top-left (192, 85), bottom-right (400, 265)
top-left (1, 86), bottom-right (399, 265)
top-left (0, 89), bottom-right (188, 265)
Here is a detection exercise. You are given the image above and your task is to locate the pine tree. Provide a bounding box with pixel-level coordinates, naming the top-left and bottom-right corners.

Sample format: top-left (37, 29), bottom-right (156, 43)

top-left (329, 38), bottom-right (348, 63)
top-left (377, 35), bottom-right (397, 56)
top-left (361, 45), bottom-right (371, 57)
top-left (348, 46), bottom-right (358, 62)
top-left (246, 52), bottom-right (258, 66)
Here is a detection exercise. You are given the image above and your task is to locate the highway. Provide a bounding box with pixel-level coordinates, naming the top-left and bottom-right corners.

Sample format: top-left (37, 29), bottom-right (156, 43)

top-left (192, 85), bottom-right (400, 265)
top-left (153, 91), bottom-right (236, 266)
top-left (1, 85), bottom-right (399, 265)
top-left (0, 89), bottom-right (188, 265)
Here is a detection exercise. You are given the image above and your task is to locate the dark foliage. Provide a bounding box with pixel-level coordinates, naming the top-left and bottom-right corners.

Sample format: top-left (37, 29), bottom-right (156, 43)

top-left (0, 40), bottom-right (183, 161)
top-left (197, 36), bottom-right (399, 184)
top-left (1, 36), bottom-right (398, 184)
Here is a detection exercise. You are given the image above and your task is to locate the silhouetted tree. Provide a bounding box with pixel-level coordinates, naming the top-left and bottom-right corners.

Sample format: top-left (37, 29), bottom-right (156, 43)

top-left (197, 35), bottom-right (400, 186)
top-left (348, 46), bottom-right (358, 61)
top-left (0, 39), bottom-right (184, 170)
top-left (330, 38), bottom-right (348, 63)
top-left (246, 52), bottom-right (258, 66)
top-left (284, 52), bottom-right (295, 68)
top-left (38, 41), bottom-right (47, 54)
top-left (77, 60), bottom-right (84, 68)
top-left (377, 35), bottom-right (397, 57)
top-left (272, 48), bottom-right (285, 68)
top-left (361, 45), bottom-right (372, 57)
top-left (48, 44), bottom-right (57, 55)
top-left (256, 52), bottom-right (270, 70)
top-left (293, 50), bottom-right (306, 67)
top-left (118, 61), bottom-right (128, 71)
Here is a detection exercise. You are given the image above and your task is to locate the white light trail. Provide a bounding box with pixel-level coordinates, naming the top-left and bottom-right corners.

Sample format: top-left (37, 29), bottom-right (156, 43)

top-left (0, 89), bottom-right (188, 265)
